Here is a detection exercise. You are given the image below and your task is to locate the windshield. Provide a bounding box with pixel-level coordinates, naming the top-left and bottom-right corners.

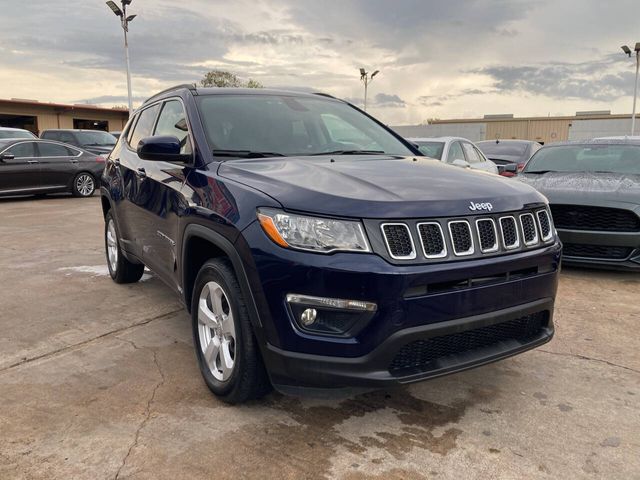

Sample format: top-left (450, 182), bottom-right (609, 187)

top-left (524, 144), bottom-right (640, 175)
top-left (75, 131), bottom-right (117, 146)
top-left (414, 141), bottom-right (444, 159)
top-left (0, 130), bottom-right (34, 139)
top-left (477, 142), bottom-right (528, 157)
top-left (195, 94), bottom-right (414, 158)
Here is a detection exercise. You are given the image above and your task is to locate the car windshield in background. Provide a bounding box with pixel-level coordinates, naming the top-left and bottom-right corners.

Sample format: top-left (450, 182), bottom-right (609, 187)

top-left (415, 141), bottom-right (444, 159)
top-left (524, 144), bottom-right (640, 175)
top-left (0, 130), bottom-right (33, 139)
top-left (478, 142), bottom-right (528, 156)
top-left (75, 131), bottom-right (117, 146)
top-left (195, 94), bottom-right (415, 158)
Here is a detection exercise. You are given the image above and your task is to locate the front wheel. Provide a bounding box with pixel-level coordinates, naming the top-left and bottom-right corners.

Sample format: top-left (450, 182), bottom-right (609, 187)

top-left (191, 258), bottom-right (271, 404)
top-left (72, 172), bottom-right (96, 197)
top-left (105, 212), bottom-right (144, 283)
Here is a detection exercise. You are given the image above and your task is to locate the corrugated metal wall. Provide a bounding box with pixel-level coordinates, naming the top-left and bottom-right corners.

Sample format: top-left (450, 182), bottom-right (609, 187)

top-left (568, 118), bottom-right (635, 140)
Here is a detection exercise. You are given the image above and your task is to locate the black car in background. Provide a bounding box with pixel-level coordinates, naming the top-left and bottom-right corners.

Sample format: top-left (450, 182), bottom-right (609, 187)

top-left (477, 140), bottom-right (542, 176)
top-left (40, 129), bottom-right (117, 157)
top-left (518, 140), bottom-right (640, 271)
top-left (0, 138), bottom-right (104, 197)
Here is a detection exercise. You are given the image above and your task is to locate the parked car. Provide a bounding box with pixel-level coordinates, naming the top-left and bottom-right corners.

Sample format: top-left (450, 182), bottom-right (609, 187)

top-left (518, 139), bottom-right (640, 271)
top-left (408, 137), bottom-right (498, 174)
top-left (0, 138), bottom-right (104, 197)
top-left (0, 127), bottom-right (37, 139)
top-left (40, 129), bottom-right (117, 157)
top-left (101, 85), bottom-right (560, 403)
top-left (110, 131), bottom-right (122, 141)
top-left (477, 139), bottom-right (542, 176)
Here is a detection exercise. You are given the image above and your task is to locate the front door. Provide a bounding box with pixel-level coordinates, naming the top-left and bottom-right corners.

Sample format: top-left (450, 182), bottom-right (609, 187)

top-left (0, 141), bottom-right (41, 194)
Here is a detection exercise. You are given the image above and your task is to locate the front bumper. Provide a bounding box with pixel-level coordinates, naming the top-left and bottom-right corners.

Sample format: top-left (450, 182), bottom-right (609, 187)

top-left (239, 221), bottom-right (561, 388)
top-left (558, 228), bottom-right (640, 271)
top-left (263, 298), bottom-right (554, 388)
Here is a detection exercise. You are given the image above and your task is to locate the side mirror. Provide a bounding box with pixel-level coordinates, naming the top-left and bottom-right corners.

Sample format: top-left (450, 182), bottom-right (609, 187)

top-left (451, 159), bottom-right (470, 168)
top-left (0, 153), bottom-right (15, 161)
top-left (498, 163), bottom-right (518, 177)
top-left (137, 135), bottom-right (191, 163)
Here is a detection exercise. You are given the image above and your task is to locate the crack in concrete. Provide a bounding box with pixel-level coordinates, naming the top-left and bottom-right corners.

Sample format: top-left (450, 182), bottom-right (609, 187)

top-left (0, 308), bottom-right (183, 374)
top-left (539, 349), bottom-right (640, 375)
top-left (114, 346), bottom-right (166, 480)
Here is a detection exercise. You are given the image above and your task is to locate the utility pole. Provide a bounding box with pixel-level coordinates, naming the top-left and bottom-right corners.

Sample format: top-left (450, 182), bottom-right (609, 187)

top-left (359, 68), bottom-right (379, 111)
top-left (106, 1), bottom-right (137, 113)
top-left (621, 43), bottom-right (640, 136)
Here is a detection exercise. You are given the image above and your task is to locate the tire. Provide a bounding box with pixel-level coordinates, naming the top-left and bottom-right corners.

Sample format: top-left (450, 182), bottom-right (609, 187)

top-left (72, 172), bottom-right (96, 197)
top-left (191, 258), bottom-right (271, 404)
top-left (105, 211), bottom-right (145, 284)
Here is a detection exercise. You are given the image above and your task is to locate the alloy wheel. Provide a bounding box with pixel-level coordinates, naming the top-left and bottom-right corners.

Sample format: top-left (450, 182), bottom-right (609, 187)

top-left (76, 174), bottom-right (94, 196)
top-left (106, 219), bottom-right (118, 273)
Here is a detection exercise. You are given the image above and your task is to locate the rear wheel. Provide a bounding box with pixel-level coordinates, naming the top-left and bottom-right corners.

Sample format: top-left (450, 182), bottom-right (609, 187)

top-left (72, 172), bottom-right (95, 197)
top-left (191, 258), bottom-right (271, 403)
top-left (105, 212), bottom-right (144, 283)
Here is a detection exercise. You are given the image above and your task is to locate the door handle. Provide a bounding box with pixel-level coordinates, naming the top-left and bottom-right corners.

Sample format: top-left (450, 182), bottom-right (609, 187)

top-left (27, 160), bottom-right (39, 164)
top-left (137, 167), bottom-right (147, 178)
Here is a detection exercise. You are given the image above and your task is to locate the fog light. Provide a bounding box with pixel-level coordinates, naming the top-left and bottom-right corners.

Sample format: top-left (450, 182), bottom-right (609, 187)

top-left (300, 308), bottom-right (317, 326)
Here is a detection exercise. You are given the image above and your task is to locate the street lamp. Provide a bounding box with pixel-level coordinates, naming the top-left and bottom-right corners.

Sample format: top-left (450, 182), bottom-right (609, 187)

top-left (106, 0), bottom-right (137, 113)
top-left (359, 68), bottom-right (379, 111)
top-left (621, 42), bottom-right (640, 136)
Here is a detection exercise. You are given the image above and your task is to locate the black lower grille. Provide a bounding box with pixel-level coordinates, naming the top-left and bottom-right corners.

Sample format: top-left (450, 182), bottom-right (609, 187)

top-left (563, 243), bottom-right (632, 259)
top-left (389, 312), bottom-right (548, 375)
top-left (550, 204), bottom-right (640, 232)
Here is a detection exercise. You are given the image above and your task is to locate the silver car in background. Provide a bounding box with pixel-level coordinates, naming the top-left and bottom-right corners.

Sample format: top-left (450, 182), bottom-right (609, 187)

top-left (408, 136), bottom-right (499, 174)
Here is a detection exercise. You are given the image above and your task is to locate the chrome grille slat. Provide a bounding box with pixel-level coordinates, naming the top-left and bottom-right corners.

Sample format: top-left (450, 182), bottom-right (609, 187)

top-left (536, 209), bottom-right (553, 242)
top-left (381, 223), bottom-right (416, 260)
top-left (499, 216), bottom-right (520, 250)
top-left (520, 213), bottom-right (539, 246)
top-left (417, 222), bottom-right (447, 258)
top-left (448, 220), bottom-right (474, 256)
top-left (476, 218), bottom-right (499, 253)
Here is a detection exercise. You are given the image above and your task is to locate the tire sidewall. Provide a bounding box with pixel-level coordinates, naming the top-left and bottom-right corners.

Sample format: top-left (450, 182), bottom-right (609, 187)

top-left (191, 262), bottom-right (245, 396)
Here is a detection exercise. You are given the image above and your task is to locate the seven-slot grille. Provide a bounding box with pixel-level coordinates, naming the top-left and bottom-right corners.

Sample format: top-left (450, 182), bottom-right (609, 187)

top-left (417, 222), bottom-right (447, 258)
top-left (381, 223), bottom-right (415, 259)
top-left (379, 208), bottom-right (553, 262)
top-left (476, 219), bottom-right (498, 252)
top-left (448, 221), bottom-right (474, 256)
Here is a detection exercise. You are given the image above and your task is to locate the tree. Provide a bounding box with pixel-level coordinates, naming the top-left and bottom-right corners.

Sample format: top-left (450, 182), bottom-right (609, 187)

top-left (200, 70), bottom-right (263, 88)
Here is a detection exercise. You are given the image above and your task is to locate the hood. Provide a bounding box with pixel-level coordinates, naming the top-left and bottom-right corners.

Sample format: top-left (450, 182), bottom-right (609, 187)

top-left (218, 155), bottom-right (546, 218)
top-left (518, 171), bottom-right (640, 205)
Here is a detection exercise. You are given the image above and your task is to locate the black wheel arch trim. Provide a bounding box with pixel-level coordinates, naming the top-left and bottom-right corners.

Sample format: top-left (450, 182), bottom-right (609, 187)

top-left (181, 224), bottom-right (263, 332)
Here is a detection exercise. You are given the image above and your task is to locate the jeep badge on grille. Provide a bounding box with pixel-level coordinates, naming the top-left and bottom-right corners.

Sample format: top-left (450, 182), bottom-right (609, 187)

top-left (469, 201), bottom-right (493, 212)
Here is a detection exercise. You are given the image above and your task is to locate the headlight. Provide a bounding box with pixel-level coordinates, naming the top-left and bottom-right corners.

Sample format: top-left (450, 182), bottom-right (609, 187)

top-left (257, 208), bottom-right (370, 253)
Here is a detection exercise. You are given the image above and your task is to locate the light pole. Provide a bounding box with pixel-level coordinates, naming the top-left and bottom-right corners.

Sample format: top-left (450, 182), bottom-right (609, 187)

top-left (359, 68), bottom-right (379, 111)
top-left (621, 42), bottom-right (640, 136)
top-left (106, 0), bottom-right (137, 113)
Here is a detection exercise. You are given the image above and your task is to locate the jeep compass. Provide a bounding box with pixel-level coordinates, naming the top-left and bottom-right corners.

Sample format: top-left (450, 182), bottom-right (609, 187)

top-left (101, 85), bottom-right (561, 403)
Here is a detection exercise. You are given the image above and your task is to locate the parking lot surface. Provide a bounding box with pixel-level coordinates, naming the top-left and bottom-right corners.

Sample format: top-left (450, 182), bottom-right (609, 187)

top-left (0, 196), bottom-right (638, 480)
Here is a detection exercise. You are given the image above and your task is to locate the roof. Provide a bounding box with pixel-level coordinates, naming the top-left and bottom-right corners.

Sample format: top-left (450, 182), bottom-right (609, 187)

top-left (539, 139), bottom-right (640, 147)
top-left (406, 136), bottom-right (469, 142)
top-left (476, 139), bottom-right (540, 145)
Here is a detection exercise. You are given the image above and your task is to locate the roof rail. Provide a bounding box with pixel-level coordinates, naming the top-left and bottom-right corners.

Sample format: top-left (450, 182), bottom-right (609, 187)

top-left (143, 83), bottom-right (198, 105)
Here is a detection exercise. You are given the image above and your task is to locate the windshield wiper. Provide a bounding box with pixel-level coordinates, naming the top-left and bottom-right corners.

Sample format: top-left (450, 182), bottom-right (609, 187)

top-left (212, 149), bottom-right (285, 158)
top-left (308, 149), bottom-right (386, 156)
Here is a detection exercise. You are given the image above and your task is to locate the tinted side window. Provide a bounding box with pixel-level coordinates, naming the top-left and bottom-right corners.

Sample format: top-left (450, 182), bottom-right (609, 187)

top-left (154, 100), bottom-right (192, 154)
top-left (6, 142), bottom-right (36, 158)
top-left (42, 131), bottom-right (59, 141)
top-left (462, 143), bottom-right (482, 163)
top-left (446, 141), bottom-right (464, 163)
top-left (38, 142), bottom-right (72, 157)
top-left (129, 105), bottom-right (160, 149)
top-left (59, 132), bottom-right (76, 145)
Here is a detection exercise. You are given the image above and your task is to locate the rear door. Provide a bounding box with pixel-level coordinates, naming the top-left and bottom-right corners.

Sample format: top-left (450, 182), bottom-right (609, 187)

top-left (0, 141), bottom-right (41, 193)
top-left (35, 141), bottom-right (80, 189)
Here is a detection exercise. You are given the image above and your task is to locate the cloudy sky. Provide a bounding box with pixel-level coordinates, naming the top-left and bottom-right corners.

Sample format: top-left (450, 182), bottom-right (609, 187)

top-left (2, 0), bottom-right (640, 125)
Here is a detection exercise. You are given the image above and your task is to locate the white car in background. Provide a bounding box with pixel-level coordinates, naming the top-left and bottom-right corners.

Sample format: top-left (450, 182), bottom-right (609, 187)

top-left (0, 127), bottom-right (37, 139)
top-left (408, 136), bottom-right (499, 174)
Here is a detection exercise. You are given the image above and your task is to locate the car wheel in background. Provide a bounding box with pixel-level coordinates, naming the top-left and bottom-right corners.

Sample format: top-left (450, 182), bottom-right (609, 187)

top-left (72, 172), bottom-right (96, 197)
top-left (105, 211), bottom-right (145, 283)
top-left (191, 258), bottom-right (271, 404)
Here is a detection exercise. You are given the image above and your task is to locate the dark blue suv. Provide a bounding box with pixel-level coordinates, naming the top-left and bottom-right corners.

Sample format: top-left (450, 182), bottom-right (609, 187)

top-left (101, 85), bottom-right (561, 403)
